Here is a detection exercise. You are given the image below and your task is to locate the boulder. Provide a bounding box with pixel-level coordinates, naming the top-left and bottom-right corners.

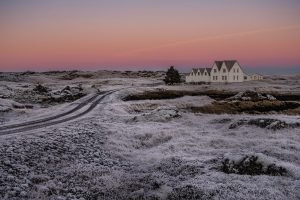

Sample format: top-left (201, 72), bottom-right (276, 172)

top-left (33, 84), bottom-right (49, 94)
top-left (227, 90), bottom-right (276, 102)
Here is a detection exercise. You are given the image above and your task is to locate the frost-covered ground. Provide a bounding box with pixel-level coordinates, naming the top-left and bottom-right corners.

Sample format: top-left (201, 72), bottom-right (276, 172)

top-left (0, 73), bottom-right (300, 200)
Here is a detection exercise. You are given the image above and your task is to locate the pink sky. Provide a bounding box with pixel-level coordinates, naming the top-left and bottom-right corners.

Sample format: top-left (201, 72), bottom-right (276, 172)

top-left (0, 0), bottom-right (300, 71)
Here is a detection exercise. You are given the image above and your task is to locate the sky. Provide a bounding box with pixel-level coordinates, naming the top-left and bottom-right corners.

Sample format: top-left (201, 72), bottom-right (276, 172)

top-left (0, 0), bottom-right (300, 72)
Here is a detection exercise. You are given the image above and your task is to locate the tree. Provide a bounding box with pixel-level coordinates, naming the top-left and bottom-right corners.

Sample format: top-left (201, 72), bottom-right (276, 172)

top-left (164, 66), bottom-right (181, 85)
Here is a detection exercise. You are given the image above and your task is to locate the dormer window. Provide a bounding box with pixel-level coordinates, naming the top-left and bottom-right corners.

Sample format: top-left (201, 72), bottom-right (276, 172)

top-left (223, 69), bottom-right (226, 73)
top-left (214, 69), bottom-right (217, 73)
top-left (237, 69), bottom-right (239, 73)
top-left (204, 72), bottom-right (207, 76)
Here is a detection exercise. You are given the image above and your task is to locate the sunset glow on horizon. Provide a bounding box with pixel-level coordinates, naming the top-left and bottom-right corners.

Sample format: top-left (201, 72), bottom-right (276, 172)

top-left (1, 0), bottom-right (300, 72)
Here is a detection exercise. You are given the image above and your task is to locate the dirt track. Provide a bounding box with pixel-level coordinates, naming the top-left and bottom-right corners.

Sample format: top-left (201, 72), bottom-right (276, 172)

top-left (0, 90), bottom-right (116, 136)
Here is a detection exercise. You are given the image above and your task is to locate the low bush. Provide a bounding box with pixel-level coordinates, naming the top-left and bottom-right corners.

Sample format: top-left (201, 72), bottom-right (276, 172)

top-left (222, 155), bottom-right (287, 176)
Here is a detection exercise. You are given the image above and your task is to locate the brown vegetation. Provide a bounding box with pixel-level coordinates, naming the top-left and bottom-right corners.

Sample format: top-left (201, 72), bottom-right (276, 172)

top-left (123, 89), bottom-right (300, 101)
top-left (191, 100), bottom-right (300, 115)
top-left (123, 90), bottom-right (236, 101)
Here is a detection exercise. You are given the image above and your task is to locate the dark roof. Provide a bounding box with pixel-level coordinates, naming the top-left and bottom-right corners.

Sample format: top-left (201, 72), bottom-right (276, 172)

top-left (195, 68), bottom-right (210, 75)
top-left (192, 68), bottom-right (198, 74)
top-left (214, 60), bottom-right (238, 71)
top-left (198, 68), bottom-right (205, 74)
top-left (191, 60), bottom-right (240, 75)
top-left (224, 60), bottom-right (237, 71)
top-left (205, 68), bottom-right (212, 75)
top-left (214, 61), bottom-right (223, 70)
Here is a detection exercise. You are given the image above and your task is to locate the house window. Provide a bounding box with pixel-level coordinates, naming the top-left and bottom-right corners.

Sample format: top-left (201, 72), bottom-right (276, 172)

top-left (237, 76), bottom-right (239, 80)
top-left (237, 69), bottom-right (239, 73)
top-left (225, 76), bottom-right (227, 80)
top-left (204, 72), bottom-right (207, 76)
top-left (214, 69), bottom-right (217, 73)
top-left (233, 69), bottom-right (235, 73)
top-left (233, 75), bottom-right (235, 80)
top-left (216, 76), bottom-right (218, 80)
top-left (197, 72), bottom-right (200, 75)
top-left (223, 69), bottom-right (226, 73)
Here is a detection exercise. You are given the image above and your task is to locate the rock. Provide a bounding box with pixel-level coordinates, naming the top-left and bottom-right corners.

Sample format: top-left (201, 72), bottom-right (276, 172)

top-left (49, 85), bottom-right (86, 103)
top-left (30, 174), bottom-right (50, 184)
top-left (248, 118), bottom-right (288, 130)
top-left (266, 94), bottom-right (276, 101)
top-left (229, 119), bottom-right (248, 129)
top-left (20, 191), bottom-right (27, 197)
top-left (131, 106), bottom-right (181, 122)
top-left (229, 118), bottom-right (299, 130)
top-left (33, 84), bottom-right (49, 94)
top-left (227, 90), bottom-right (276, 102)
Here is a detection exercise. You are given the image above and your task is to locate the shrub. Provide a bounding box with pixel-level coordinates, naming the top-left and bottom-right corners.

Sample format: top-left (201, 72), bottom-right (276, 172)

top-left (222, 154), bottom-right (287, 176)
top-left (164, 66), bottom-right (181, 85)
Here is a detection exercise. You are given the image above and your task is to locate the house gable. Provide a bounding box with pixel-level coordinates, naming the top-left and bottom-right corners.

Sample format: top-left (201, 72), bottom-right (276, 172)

top-left (192, 69), bottom-right (198, 76)
top-left (224, 60), bottom-right (237, 72)
top-left (211, 63), bottom-right (219, 74)
top-left (214, 61), bottom-right (223, 71)
top-left (186, 60), bottom-right (247, 83)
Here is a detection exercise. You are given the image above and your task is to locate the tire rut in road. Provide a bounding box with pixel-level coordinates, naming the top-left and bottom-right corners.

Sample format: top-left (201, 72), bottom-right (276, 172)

top-left (0, 92), bottom-right (104, 131)
top-left (0, 90), bottom-right (116, 135)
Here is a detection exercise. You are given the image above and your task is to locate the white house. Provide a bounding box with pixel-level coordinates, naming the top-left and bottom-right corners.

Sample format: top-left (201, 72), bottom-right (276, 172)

top-left (186, 60), bottom-right (246, 83)
top-left (250, 73), bottom-right (263, 81)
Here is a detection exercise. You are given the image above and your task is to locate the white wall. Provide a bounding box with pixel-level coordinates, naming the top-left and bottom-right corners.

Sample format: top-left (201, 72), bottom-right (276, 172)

top-left (186, 62), bottom-right (247, 83)
top-left (210, 64), bottom-right (219, 83)
top-left (202, 69), bottom-right (211, 82)
top-left (251, 74), bottom-right (263, 80)
top-left (227, 63), bottom-right (244, 83)
top-left (186, 69), bottom-right (210, 83)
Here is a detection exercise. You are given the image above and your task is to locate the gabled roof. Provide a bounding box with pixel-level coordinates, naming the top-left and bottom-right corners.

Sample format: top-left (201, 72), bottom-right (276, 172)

top-left (224, 60), bottom-right (237, 71)
top-left (192, 68), bottom-right (198, 74)
top-left (198, 68), bottom-right (205, 74)
top-left (205, 68), bottom-right (212, 75)
top-left (195, 68), bottom-right (211, 75)
top-left (214, 61), bottom-right (223, 70)
top-left (214, 60), bottom-right (238, 71)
